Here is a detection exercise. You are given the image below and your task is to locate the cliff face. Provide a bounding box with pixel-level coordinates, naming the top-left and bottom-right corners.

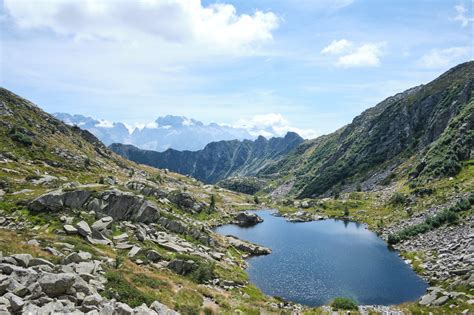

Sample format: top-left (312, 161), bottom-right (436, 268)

top-left (110, 132), bottom-right (304, 184)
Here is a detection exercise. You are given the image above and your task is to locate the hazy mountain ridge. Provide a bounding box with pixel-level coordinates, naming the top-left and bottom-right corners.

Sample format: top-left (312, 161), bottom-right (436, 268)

top-left (110, 132), bottom-right (304, 185)
top-left (54, 113), bottom-right (255, 152)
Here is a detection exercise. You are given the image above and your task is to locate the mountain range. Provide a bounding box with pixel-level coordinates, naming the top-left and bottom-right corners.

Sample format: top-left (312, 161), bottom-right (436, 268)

top-left (110, 61), bottom-right (474, 199)
top-left (110, 132), bottom-right (303, 186)
top-left (54, 113), bottom-right (254, 152)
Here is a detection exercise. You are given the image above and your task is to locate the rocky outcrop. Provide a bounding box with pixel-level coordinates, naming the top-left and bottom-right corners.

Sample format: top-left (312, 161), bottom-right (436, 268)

top-left (225, 236), bottom-right (271, 257)
top-left (233, 212), bottom-right (263, 226)
top-left (168, 191), bottom-right (203, 214)
top-left (29, 188), bottom-right (161, 224)
top-left (167, 259), bottom-right (196, 276)
top-left (0, 252), bottom-right (178, 314)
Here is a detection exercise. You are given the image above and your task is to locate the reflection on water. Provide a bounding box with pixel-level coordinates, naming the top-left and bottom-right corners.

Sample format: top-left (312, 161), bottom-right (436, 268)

top-left (215, 210), bottom-right (428, 306)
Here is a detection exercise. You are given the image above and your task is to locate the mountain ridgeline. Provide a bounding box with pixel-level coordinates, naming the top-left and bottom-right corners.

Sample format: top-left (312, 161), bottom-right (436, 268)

top-left (110, 132), bottom-right (304, 185)
top-left (259, 61), bottom-right (474, 198)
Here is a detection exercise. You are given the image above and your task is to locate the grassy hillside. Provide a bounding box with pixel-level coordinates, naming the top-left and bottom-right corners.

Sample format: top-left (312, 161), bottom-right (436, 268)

top-left (259, 61), bottom-right (474, 199)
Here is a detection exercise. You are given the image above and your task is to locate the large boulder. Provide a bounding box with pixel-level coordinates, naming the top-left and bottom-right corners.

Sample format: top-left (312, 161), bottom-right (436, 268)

top-left (29, 190), bottom-right (92, 212)
top-left (233, 212), bottom-right (263, 226)
top-left (168, 191), bottom-right (203, 213)
top-left (167, 259), bottom-right (195, 275)
top-left (38, 273), bottom-right (76, 297)
top-left (88, 190), bottom-right (161, 223)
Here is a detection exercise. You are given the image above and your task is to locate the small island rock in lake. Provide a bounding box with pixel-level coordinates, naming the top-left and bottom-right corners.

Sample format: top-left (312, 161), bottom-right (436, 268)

top-left (233, 211), bottom-right (264, 226)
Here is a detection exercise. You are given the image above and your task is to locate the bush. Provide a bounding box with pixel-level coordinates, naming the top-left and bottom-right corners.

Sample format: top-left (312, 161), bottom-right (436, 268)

top-left (254, 195), bottom-right (260, 204)
top-left (190, 262), bottom-right (215, 284)
top-left (390, 192), bottom-right (407, 206)
top-left (331, 297), bottom-right (358, 310)
top-left (10, 132), bottom-right (33, 146)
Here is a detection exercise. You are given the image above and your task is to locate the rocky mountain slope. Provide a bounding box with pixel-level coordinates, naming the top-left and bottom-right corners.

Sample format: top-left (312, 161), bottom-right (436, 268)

top-left (0, 87), bottom-right (301, 314)
top-left (54, 113), bottom-right (254, 152)
top-left (259, 61), bottom-right (474, 198)
top-left (110, 132), bottom-right (304, 185)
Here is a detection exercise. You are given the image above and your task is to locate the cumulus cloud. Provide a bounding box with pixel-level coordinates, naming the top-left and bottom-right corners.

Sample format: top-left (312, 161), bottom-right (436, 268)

top-left (454, 4), bottom-right (473, 27)
top-left (419, 47), bottom-right (471, 69)
top-left (336, 42), bottom-right (385, 67)
top-left (2, 0), bottom-right (279, 51)
top-left (321, 39), bottom-right (386, 67)
top-left (234, 113), bottom-right (318, 139)
top-left (321, 39), bottom-right (352, 55)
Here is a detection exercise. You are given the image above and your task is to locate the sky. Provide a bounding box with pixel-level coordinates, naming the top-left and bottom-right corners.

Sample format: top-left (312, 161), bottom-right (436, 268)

top-left (0, 0), bottom-right (473, 138)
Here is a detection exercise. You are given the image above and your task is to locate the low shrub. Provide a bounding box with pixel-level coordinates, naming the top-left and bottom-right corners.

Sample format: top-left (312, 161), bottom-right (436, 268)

top-left (390, 192), bottom-right (407, 206)
top-left (387, 197), bottom-right (472, 244)
top-left (10, 132), bottom-right (33, 146)
top-left (331, 297), bottom-right (358, 310)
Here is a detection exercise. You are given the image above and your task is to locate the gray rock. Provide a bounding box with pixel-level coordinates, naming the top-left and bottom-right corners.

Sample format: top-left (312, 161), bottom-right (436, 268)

top-left (74, 261), bottom-right (96, 274)
top-left (11, 254), bottom-right (32, 267)
top-left (145, 250), bottom-right (162, 263)
top-left (29, 257), bottom-right (55, 268)
top-left (39, 272), bottom-right (76, 297)
top-left (116, 302), bottom-right (133, 315)
top-left (150, 300), bottom-right (178, 315)
top-left (419, 292), bottom-right (438, 306)
top-left (91, 216), bottom-right (113, 232)
top-left (135, 226), bottom-right (147, 242)
top-left (89, 190), bottom-right (161, 223)
top-left (76, 220), bottom-right (92, 237)
top-left (167, 259), bottom-right (195, 275)
top-left (432, 295), bottom-right (449, 306)
top-left (64, 225), bottom-right (78, 235)
top-left (3, 292), bottom-right (24, 312)
top-left (234, 212), bottom-right (263, 226)
top-left (133, 304), bottom-right (158, 315)
top-left (83, 294), bottom-right (103, 306)
top-left (128, 246), bottom-right (141, 258)
top-left (113, 233), bottom-right (128, 242)
top-left (63, 252), bottom-right (92, 265)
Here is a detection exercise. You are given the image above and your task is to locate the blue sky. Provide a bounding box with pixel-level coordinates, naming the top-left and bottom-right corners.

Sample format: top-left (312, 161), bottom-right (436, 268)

top-left (0, 0), bottom-right (472, 138)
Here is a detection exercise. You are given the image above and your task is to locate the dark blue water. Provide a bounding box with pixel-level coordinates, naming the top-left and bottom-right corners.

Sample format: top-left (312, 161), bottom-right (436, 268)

top-left (215, 210), bottom-right (428, 306)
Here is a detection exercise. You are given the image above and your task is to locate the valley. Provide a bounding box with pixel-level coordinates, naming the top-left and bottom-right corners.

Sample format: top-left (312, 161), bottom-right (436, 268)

top-left (0, 61), bottom-right (472, 315)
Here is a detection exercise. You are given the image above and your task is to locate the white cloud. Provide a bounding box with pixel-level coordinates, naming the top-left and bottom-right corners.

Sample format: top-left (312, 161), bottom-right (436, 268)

top-left (454, 4), bottom-right (474, 27)
top-left (336, 42), bottom-right (386, 67)
top-left (321, 39), bottom-right (352, 55)
top-left (419, 47), bottom-right (471, 69)
top-left (95, 119), bottom-right (114, 128)
top-left (321, 39), bottom-right (386, 67)
top-left (3, 0), bottom-right (279, 52)
top-left (234, 113), bottom-right (318, 139)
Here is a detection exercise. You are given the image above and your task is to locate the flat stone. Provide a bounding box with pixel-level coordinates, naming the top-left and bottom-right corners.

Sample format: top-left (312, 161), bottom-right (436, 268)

top-left (128, 246), bottom-right (141, 258)
top-left (91, 216), bottom-right (113, 232)
top-left (63, 225), bottom-right (78, 235)
top-left (115, 243), bottom-right (133, 250)
top-left (419, 293), bottom-right (437, 306)
top-left (29, 258), bottom-right (55, 268)
top-left (62, 252), bottom-right (92, 265)
top-left (76, 221), bottom-right (92, 237)
top-left (432, 295), bottom-right (449, 306)
top-left (113, 233), bottom-right (128, 242)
